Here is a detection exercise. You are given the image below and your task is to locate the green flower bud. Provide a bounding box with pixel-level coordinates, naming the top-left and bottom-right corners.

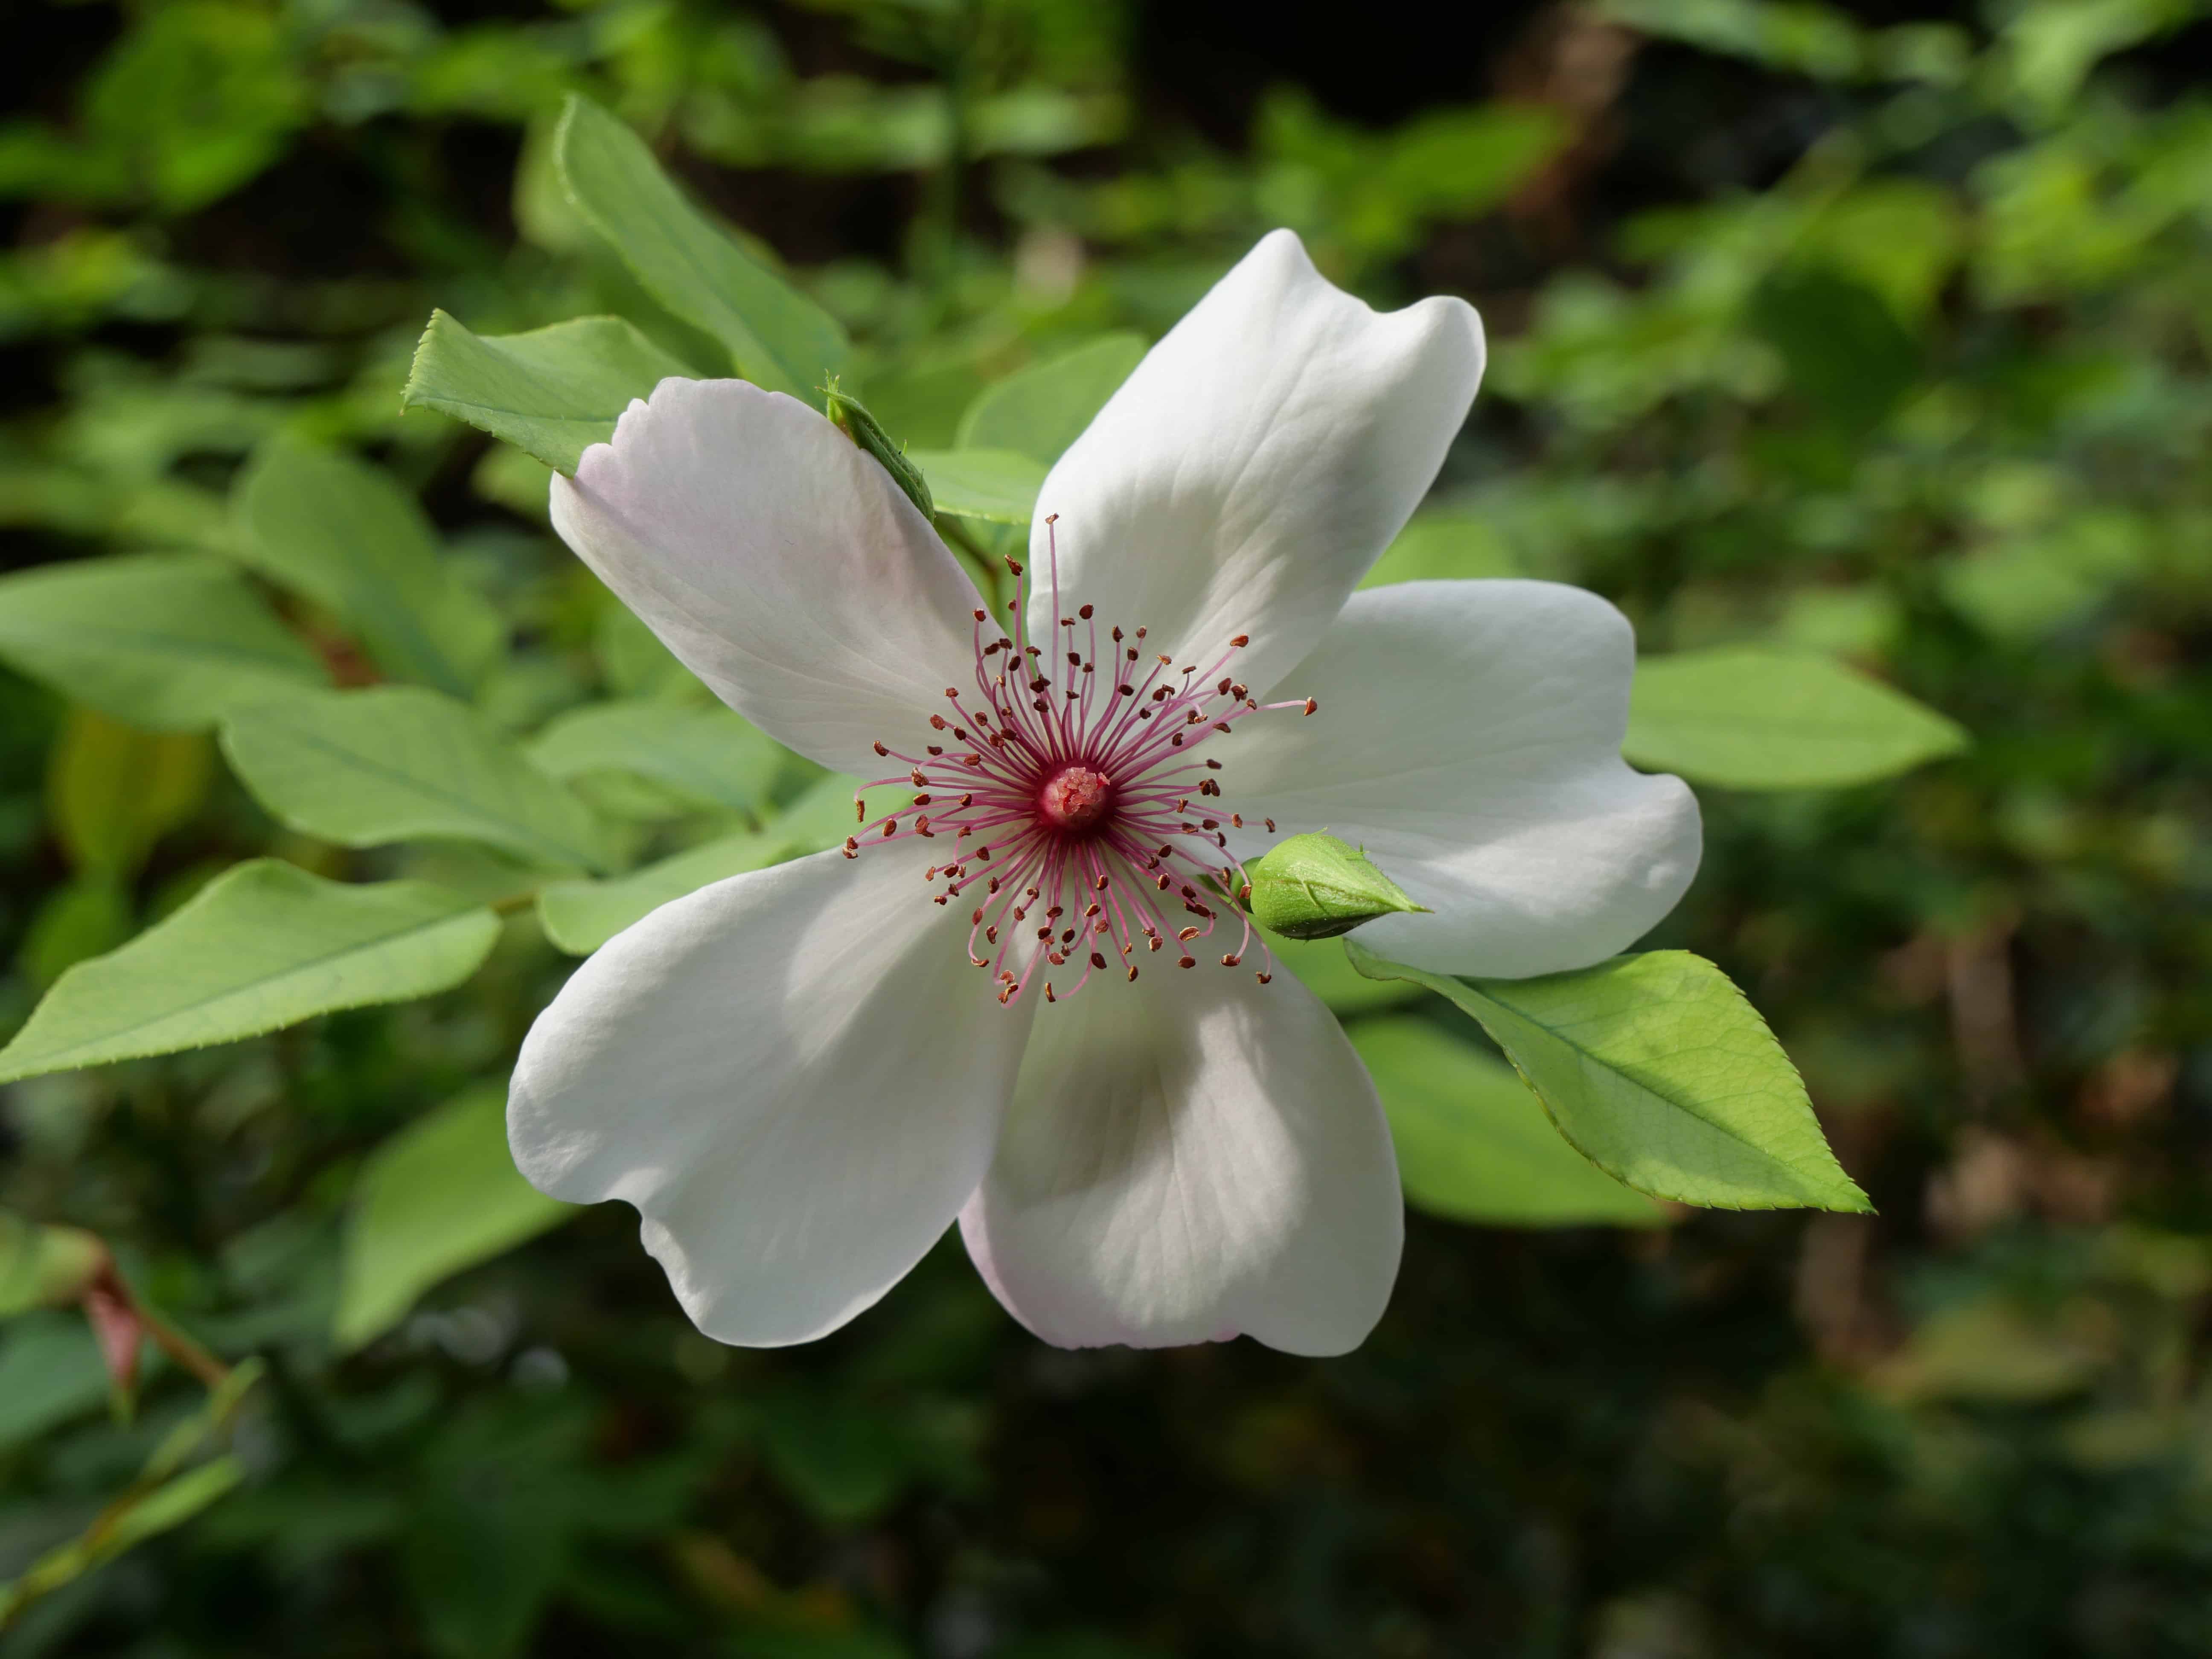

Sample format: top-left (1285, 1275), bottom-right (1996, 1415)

top-left (1241, 832), bottom-right (1427, 940)
top-left (824, 381), bottom-right (934, 522)
top-left (0, 1208), bottom-right (107, 1317)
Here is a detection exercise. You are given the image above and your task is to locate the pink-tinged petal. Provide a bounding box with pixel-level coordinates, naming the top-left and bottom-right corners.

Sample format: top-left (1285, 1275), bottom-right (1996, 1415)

top-left (510, 844), bottom-right (1031, 1347)
top-left (960, 966), bottom-right (1401, 1355)
top-left (1221, 579), bottom-right (1701, 978)
top-left (1030, 230), bottom-right (1485, 701)
top-left (551, 378), bottom-right (983, 776)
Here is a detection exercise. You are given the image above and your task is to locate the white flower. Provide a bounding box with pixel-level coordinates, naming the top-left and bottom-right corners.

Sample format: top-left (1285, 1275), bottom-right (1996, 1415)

top-left (510, 231), bottom-right (1700, 1355)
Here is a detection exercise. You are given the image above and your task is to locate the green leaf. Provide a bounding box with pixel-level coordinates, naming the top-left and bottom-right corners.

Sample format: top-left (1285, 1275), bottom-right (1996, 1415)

top-left (1242, 832), bottom-right (1426, 940)
top-left (402, 311), bottom-right (697, 475)
top-left (0, 860), bottom-right (501, 1083)
top-left (554, 93), bottom-right (848, 405)
top-left (826, 383), bottom-right (934, 519)
top-left (953, 333), bottom-right (1147, 466)
top-left (49, 707), bottom-right (211, 878)
top-left (538, 829), bottom-right (790, 955)
top-left (905, 448), bottom-right (1046, 525)
top-left (334, 1084), bottom-right (572, 1350)
top-left (1748, 267), bottom-right (1923, 433)
top-left (1357, 510), bottom-right (1519, 589)
top-left (1624, 646), bottom-right (1967, 789)
top-left (0, 1313), bottom-right (111, 1450)
top-left (221, 686), bottom-right (612, 872)
top-left (525, 699), bottom-right (785, 817)
top-left (0, 1210), bottom-right (107, 1317)
top-left (1345, 944), bottom-right (1871, 1213)
top-left (1263, 931), bottom-right (1423, 1014)
top-left (0, 1456), bottom-right (246, 1627)
top-left (0, 552), bottom-right (327, 731)
top-left (1348, 1018), bottom-right (1668, 1228)
top-left (233, 441), bottom-right (506, 698)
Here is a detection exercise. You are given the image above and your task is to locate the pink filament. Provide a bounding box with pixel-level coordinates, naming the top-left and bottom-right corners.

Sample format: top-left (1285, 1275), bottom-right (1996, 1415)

top-left (848, 519), bottom-right (1310, 1006)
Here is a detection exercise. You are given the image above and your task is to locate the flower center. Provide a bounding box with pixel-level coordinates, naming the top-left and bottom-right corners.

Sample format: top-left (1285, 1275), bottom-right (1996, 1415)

top-left (1038, 765), bottom-right (1113, 834)
top-left (846, 517), bottom-right (1317, 1006)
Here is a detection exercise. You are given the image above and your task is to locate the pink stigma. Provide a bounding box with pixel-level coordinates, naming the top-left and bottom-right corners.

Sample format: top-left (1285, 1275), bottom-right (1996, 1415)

top-left (847, 516), bottom-right (1316, 1007)
top-left (1038, 765), bottom-right (1113, 833)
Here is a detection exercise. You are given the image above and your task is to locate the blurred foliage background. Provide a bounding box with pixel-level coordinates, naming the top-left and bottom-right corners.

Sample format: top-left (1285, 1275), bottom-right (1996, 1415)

top-left (2, 0), bottom-right (2211, 1653)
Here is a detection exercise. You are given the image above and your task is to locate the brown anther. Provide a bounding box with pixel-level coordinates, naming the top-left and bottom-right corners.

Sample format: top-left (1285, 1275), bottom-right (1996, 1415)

top-left (1185, 903), bottom-right (1212, 920)
top-left (1126, 965), bottom-right (1139, 981)
top-left (1049, 951), bottom-right (1065, 966)
top-left (1126, 648), bottom-right (1138, 662)
top-left (1264, 818), bottom-right (1276, 832)
top-left (1135, 626), bottom-right (1147, 639)
top-left (1061, 928), bottom-right (1076, 945)
top-left (914, 794), bottom-right (932, 806)
top-left (1180, 885), bottom-right (1198, 899)
top-left (1045, 984), bottom-right (1057, 1003)
top-left (1178, 955), bottom-right (1196, 969)
top-left (1090, 952), bottom-right (1108, 970)
top-left (882, 821), bottom-right (898, 837)
top-left (1006, 558), bottom-right (1025, 576)
top-left (1231, 683), bottom-right (1248, 700)
top-left (1155, 873), bottom-right (1171, 890)
top-left (1038, 927), bottom-right (1052, 941)
top-left (1170, 735), bottom-right (1184, 747)
top-left (973, 608), bottom-right (987, 621)
top-left (930, 714), bottom-right (947, 730)
top-left (1201, 819), bottom-right (1219, 831)
top-left (1148, 936), bottom-right (1162, 951)
top-left (934, 895), bottom-right (949, 906)
top-left (987, 926), bottom-right (999, 943)
top-left (873, 741), bottom-right (888, 757)
top-left (1079, 603), bottom-right (1094, 619)
top-left (1239, 882), bottom-right (1254, 903)
top-left (1178, 926), bottom-right (1200, 941)
top-left (854, 799), bottom-right (866, 823)
top-left (917, 818), bottom-right (934, 837)
top-left (1231, 814), bottom-right (1243, 828)
top-left (1230, 633), bottom-right (1249, 647)
top-left (1096, 919), bottom-right (1111, 935)
top-left (987, 877), bottom-right (1000, 893)
top-left (1303, 698), bottom-right (1318, 715)
top-left (1214, 721), bottom-right (1232, 734)
top-left (1217, 678), bottom-right (1232, 695)
top-left (1112, 626), bottom-right (1123, 641)
top-left (927, 744), bottom-right (943, 756)
top-left (1174, 797), bottom-right (1188, 812)
top-left (1067, 652), bottom-right (1081, 665)
top-left (1085, 903), bottom-right (1101, 917)
top-left (910, 769), bottom-right (927, 786)
top-left (960, 793), bottom-right (973, 807)
top-left (944, 687), bottom-right (960, 699)
top-left (1117, 684), bottom-right (1134, 697)
top-left (1256, 972), bottom-right (1272, 984)
top-left (1151, 686), bottom-right (1169, 702)
top-left (971, 908), bottom-right (984, 925)
top-left (841, 846), bottom-right (858, 860)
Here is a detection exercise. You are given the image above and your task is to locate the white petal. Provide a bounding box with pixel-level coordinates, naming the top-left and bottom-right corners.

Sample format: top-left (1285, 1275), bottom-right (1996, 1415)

top-left (1030, 231), bottom-right (1484, 699)
top-left (1222, 580), bottom-right (1702, 978)
top-left (959, 966), bottom-right (1401, 1355)
top-left (509, 844), bottom-right (1031, 1347)
top-left (551, 378), bottom-right (982, 775)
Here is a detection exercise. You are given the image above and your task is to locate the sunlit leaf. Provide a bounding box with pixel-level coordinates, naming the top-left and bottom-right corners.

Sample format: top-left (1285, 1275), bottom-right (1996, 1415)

top-left (233, 441), bottom-right (506, 698)
top-left (0, 551), bottom-right (326, 731)
top-left (538, 830), bottom-right (791, 955)
top-left (0, 861), bottom-right (501, 1083)
top-left (1346, 944), bottom-right (1871, 1212)
top-left (1624, 646), bottom-right (1966, 789)
top-left (954, 333), bottom-right (1146, 466)
top-left (554, 93), bottom-right (848, 405)
top-left (525, 699), bottom-right (786, 817)
top-left (906, 448), bottom-right (1045, 525)
top-left (334, 1084), bottom-right (572, 1350)
top-left (221, 686), bottom-right (612, 872)
top-left (402, 310), bottom-right (697, 475)
top-left (1347, 1017), bottom-right (1667, 1227)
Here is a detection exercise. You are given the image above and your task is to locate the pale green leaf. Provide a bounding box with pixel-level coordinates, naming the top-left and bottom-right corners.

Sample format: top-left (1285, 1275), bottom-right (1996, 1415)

top-left (953, 332), bottom-right (1146, 466)
top-left (1348, 1017), bottom-right (1667, 1227)
top-left (1357, 510), bottom-right (1519, 589)
top-left (554, 93), bottom-right (848, 404)
top-left (538, 830), bottom-right (790, 955)
top-left (905, 448), bottom-right (1045, 525)
top-left (0, 551), bottom-right (326, 731)
top-left (0, 1456), bottom-right (245, 1625)
top-left (334, 1084), bottom-right (572, 1350)
top-left (0, 860), bottom-right (501, 1083)
top-left (221, 687), bottom-right (612, 872)
top-left (233, 441), bottom-right (507, 698)
top-left (1346, 943), bottom-right (1871, 1212)
top-left (525, 699), bottom-right (785, 817)
top-left (1624, 646), bottom-right (1967, 789)
top-left (402, 310), bottom-right (697, 475)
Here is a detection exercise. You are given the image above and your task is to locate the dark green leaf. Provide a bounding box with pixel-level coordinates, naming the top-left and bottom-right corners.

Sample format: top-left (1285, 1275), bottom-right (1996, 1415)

top-left (954, 333), bottom-right (1146, 466)
top-left (904, 448), bottom-right (1046, 525)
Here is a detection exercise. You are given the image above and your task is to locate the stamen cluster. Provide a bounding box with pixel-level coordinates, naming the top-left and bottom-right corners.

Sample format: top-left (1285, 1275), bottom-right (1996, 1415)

top-left (846, 520), bottom-right (1317, 1006)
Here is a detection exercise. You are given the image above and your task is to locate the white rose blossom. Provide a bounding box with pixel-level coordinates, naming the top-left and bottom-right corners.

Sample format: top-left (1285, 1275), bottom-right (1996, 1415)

top-left (509, 230), bottom-right (1701, 1355)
